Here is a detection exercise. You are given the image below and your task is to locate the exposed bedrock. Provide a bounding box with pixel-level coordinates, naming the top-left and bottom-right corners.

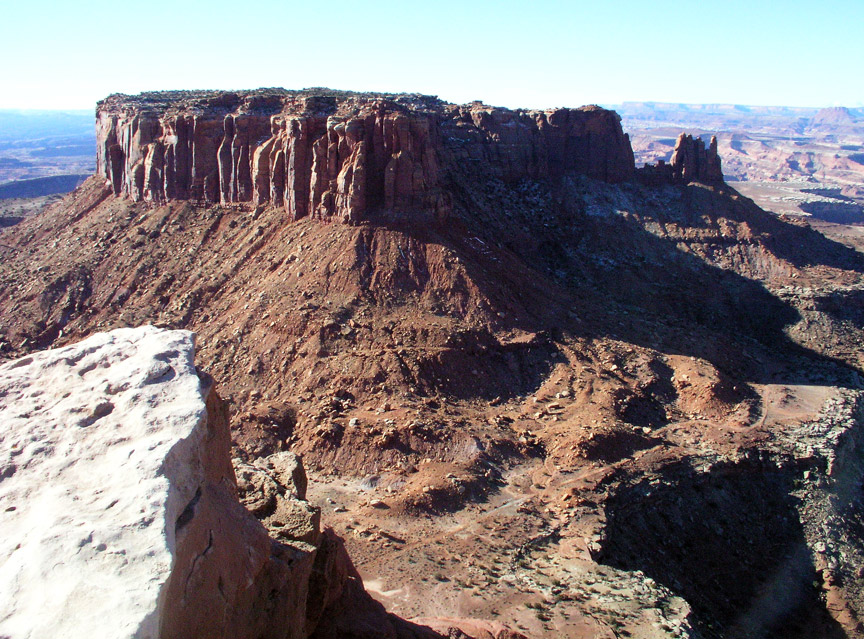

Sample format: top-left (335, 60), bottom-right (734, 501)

top-left (0, 326), bottom-right (452, 639)
top-left (637, 133), bottom-right (724, 185)
top-left (95, 89), bottom-right (636, 221)
top-left (670, 133), bottom-right (723, 183)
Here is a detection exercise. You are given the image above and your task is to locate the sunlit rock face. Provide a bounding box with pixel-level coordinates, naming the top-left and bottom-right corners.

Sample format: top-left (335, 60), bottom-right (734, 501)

top-left (95, 89), bottom-right (636, 221)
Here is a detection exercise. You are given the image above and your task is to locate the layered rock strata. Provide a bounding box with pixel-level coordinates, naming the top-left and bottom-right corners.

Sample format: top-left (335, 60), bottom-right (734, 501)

top-left (0, 327), bottom-right (426, 639)
top-left (95, 89), bottom-right (636, 221)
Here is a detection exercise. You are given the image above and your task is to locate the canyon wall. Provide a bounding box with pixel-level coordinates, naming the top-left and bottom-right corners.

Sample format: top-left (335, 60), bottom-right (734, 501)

top-left (95, 90), bottom-right (636, 222)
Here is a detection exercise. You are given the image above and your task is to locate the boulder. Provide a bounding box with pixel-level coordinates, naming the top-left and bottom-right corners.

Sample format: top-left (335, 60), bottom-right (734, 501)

top-left (235, 454), bottom-right (320, 544)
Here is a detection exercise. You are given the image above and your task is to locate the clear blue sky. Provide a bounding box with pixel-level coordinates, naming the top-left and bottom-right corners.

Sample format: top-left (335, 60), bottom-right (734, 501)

top-left (1, 0), bottom-right (861, 110)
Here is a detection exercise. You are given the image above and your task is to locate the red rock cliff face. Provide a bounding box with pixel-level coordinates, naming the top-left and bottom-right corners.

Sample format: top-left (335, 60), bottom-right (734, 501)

top-left (670, 133), bottom-right (723, 183)
top-left (95, 90), bottom-right (635, 222)
top-left (636, 133), bottom-right (724, 185)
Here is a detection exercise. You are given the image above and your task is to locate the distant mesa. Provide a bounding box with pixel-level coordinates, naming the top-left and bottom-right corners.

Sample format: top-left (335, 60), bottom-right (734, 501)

top-left (806, 106), bottom-right (861, 134)
top-left (811, 106), bottom-right (856, 126)
top-left (95, 88), bottom-right (721, 224)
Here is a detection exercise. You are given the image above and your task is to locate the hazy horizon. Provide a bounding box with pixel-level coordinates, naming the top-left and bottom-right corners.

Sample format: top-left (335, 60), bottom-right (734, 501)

top-left (0, 99), bottom-right (860, 116)
top-left (1, 0), bottom-right (861, 111)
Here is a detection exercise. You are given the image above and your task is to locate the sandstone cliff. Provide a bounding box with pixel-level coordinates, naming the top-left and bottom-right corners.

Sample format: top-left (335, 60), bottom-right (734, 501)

top-left (636, 132), bottom-right (723, 184)
top-left (670, 133), bottom-right (723, 183)
top-left (95, 89), bottom-right (635, 221)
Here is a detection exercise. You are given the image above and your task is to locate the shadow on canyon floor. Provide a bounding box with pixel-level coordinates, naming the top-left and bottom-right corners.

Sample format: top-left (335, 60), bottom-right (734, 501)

top-left (599, 459), bottom-right (846, 639)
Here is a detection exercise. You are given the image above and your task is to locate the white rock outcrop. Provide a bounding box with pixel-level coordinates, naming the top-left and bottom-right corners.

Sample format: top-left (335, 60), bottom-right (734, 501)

top-left (0, 326), bottom-right (467, 639)
top-left (0, 327), bottom-right (315, 639)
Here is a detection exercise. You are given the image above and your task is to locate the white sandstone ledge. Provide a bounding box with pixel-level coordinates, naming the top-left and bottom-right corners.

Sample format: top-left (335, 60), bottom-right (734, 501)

top-left (0, 326), bottom-right (299, 639)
